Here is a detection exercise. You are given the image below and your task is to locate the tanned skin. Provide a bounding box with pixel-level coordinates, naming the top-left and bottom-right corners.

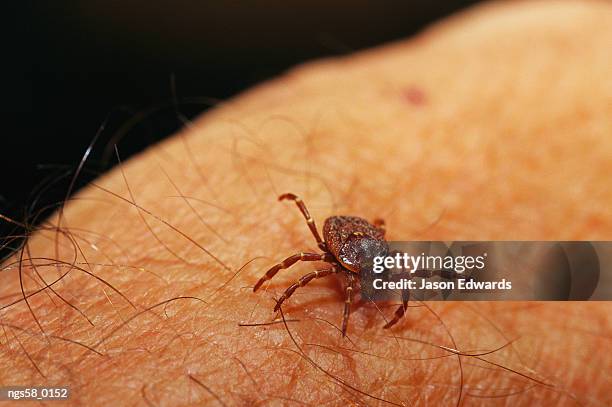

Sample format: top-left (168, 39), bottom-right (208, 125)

top-left (1, 1), bottom-right (611, 405)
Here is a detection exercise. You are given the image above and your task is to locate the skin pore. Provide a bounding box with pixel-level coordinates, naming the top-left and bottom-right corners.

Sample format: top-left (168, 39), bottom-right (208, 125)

top-left (1, 0), bottom-right (611, 405)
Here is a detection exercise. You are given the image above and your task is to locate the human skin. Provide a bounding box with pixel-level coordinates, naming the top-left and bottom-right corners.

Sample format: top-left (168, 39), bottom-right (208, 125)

top-left (1, 0), bottom-right (611, 405)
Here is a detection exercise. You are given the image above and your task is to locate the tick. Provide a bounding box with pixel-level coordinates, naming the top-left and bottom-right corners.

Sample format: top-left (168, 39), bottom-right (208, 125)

top-left (253, 193), bottom-right (409, 336)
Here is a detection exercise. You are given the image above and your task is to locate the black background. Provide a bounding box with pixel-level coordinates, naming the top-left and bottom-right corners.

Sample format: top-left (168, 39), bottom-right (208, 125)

top-left (2, 1), bottom-right (481, 243)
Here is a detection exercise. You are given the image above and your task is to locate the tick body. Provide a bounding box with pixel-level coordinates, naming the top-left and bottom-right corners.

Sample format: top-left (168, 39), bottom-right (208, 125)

top-left (253, 193), bottom-right (407, 336)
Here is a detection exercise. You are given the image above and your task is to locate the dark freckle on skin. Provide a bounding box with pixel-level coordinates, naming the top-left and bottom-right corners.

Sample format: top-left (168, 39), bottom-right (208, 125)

top-left (402, 86), bottom-right (427, 106)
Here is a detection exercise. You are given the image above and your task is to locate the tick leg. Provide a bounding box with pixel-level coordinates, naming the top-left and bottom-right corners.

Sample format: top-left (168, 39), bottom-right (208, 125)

top-left (273, 265), bottom-right (339, 312)
top-left (253, 252), bottom-right (335, 292)
top-left (341, 272), bottom-right (357, 337)
top-left (383, 289), bottom-right (409, 329)
top-left (279, 193), bottom-right (326, 251)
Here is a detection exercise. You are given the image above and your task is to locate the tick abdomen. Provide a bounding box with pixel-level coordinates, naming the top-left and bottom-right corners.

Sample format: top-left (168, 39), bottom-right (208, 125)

top-left (323, 216), bottom-right (386, 272)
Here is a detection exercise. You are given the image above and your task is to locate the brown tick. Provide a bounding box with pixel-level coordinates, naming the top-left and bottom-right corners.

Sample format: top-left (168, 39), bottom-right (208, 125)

top-left (253, 193), bottom-right (409, 336)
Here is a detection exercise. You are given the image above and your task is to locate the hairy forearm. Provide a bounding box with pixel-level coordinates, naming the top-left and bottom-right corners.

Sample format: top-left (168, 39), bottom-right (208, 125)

top-left (2, 0), bottom-right (611, 405)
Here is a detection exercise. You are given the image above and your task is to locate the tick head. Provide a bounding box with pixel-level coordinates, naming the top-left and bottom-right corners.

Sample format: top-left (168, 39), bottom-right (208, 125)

top-left (338, 232), bottom-right (388, 273)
